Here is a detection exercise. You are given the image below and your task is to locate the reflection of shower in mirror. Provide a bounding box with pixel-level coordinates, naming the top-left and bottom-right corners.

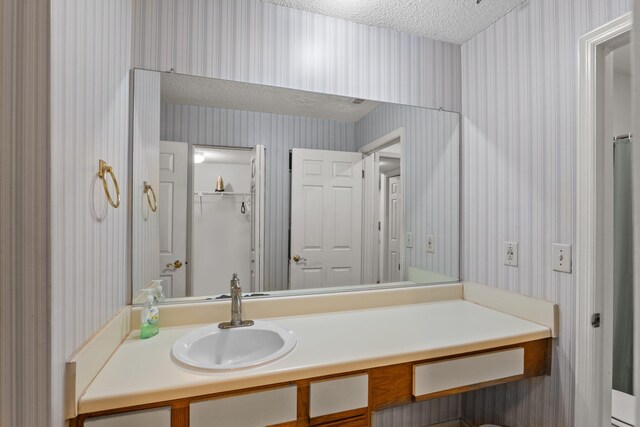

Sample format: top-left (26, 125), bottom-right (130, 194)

top-left (192, 147), bottom-right (256, 295)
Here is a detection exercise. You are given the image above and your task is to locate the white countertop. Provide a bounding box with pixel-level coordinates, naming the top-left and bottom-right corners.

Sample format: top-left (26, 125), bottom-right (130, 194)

top-left (78, 299), bottom-right (551, 414)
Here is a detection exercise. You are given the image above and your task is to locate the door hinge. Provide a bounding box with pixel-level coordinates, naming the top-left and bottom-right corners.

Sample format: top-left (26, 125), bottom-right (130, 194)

top-left (378, 221), bottom-right (381, 231)
top-left (591, 313), bottom-right (600, 328)
top-left (362, 170), bottom-right (365, 179)
top-left (398, 263), bottom-right (401, 271)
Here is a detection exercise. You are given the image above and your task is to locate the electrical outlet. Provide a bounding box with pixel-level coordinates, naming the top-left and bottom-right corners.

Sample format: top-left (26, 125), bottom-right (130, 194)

top-left (504, 241), bottom-right (518, 267)
top-left (406, 232), bottom-right (413, 248)
top-left (426, 234), bottom-right (435, 253)
top-left (553, 243), bottom-right (572, 273)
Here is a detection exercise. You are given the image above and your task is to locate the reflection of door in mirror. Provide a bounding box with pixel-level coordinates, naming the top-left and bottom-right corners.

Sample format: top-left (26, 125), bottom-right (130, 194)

top-left (362, 138), bottom-right (404, 285)
top-left (158, 141), bottom-right (188, 297)
top-left (289, 148), bottom-right (364, 289)
top-left (376, 147), bottom-right (402, 283)
top-left (386, 175), bottom-right (402, 282)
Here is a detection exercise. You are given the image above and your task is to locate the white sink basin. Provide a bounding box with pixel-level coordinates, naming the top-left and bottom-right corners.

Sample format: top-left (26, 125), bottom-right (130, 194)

top-left (171, 320), bottom-right (297, 370)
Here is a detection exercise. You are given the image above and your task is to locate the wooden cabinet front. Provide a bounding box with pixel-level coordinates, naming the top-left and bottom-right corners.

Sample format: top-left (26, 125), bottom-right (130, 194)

top-left (74, 338), bottom-right (551, 427)
top-left (82, 407), bottom-right (171, 427)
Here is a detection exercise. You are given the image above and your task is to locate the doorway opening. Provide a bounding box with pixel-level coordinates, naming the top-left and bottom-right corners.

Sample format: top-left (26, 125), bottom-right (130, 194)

top-left (377, 145), bottom-right (402, 283)
top-left (190, 145), bottom-right (265, 295)
top-left (576, 12), bottom-right (635, 427)
top-left (360, 128), bottom-right (405, 285)
top-left (607, 42), bottom-right (634, 427)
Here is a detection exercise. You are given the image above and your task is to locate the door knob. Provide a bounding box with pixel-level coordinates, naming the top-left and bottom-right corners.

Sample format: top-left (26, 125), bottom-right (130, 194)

top-left (166, 260), bottom-right (184, 269)
top-left (292, 255), bottom-right (307, 263)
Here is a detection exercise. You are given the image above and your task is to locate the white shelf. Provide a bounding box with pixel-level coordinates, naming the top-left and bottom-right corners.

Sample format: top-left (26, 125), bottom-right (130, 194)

top-left (194, 191), bottom-right (250, 197)
top-left (193, 191), bottom-right (251, 213)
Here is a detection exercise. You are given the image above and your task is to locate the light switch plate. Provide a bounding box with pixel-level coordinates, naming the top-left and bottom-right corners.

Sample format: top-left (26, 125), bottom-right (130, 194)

top-left (504, 241), bottom-right (518, 267)
top-left (406, 232), bottom-right (413, 248)
top-left (553, 243), bottom-right (572, 273)
top-left (426, 234), bottom-right (435, 253)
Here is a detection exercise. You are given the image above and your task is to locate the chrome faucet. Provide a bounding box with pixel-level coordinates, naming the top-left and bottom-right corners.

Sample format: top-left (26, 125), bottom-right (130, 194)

top-left (219, 273), bottom-right (254, 329)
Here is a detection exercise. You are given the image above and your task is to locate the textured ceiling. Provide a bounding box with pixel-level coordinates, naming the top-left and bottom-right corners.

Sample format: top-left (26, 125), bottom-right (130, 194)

top-left (260, 0), bottom-right (526, 44)
top-left (161, 73), bottom-right (382, 123)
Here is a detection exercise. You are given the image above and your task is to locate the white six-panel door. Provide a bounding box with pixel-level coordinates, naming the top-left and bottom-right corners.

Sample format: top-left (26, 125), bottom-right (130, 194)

top-left (290, 148), bottom-right (363, 289)
top-left (387, 175), bottom-right (402, 282)
top-left (158, 140), bottom-right (188, 297)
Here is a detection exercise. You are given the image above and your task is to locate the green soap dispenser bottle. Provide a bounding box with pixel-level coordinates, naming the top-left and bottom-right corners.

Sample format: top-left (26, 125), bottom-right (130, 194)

top-left (140, 293), bottom-right (160, 339)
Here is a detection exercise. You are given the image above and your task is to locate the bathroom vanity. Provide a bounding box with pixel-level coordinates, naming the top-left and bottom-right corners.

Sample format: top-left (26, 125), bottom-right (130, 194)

top-left (67, 283), bottom-right (557, 427)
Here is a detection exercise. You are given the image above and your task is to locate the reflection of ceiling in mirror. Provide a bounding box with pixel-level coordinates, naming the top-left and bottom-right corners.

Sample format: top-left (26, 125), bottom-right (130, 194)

top-left (260, 0), bottom-right (526, 44)
top-left (161, 73), bottom-right (382, 123)
top-left (379, 157), bottom-right (400, 174)
top-left (379, 144), bottom-right (401, 155)
top-left (195, 147), bottom-right (253, 165)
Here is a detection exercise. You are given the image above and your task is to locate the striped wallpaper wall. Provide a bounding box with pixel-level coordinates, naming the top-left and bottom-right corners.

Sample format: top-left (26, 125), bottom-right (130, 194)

top-left (356, 104), bottom-right (460, 280)
top-left (132, 70), bottom-right (161, 295)
top-left (131, 0), bottom-right (461, 112)
top-left (50, 1), bottom-right (132, 426)
top-left (6, 0), bottom-right (632, 424)
top-left (161, 102), bottom-right (357, 290)
top-left (37, 0), bottom-right (634, 425)
top-left (460, 0), bottom-right (631, 426)
top-left (0, 0), bottom-right (51, 426)
top-left (372, 396), bottom-right (461, 427)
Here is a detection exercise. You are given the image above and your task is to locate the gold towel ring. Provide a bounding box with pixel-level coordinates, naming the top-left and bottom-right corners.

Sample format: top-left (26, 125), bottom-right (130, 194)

top-left (98, 160), bottom-right (120, 208)
top-left (143, 181), bottom-right (158, 212)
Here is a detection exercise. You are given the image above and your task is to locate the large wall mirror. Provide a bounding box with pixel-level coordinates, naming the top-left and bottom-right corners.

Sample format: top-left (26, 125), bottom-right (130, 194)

top-left (131, 69), bottom-right (459, 303)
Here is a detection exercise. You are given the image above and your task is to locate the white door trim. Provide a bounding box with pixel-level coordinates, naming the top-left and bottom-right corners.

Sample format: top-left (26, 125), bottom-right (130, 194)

top-left (359, 127), bottom-right (404, 155)
top-left (575, 12), bottom-right (632, 427)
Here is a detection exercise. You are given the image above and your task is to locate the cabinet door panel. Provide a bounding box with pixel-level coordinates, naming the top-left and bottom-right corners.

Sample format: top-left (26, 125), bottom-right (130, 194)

top-left (309, 374), bottom-right (368, 418)
top-left (413, 348), bottom-right (524, 396)
top-left (84, 407), bottom-right (170, 427)
top-left (190, 386), bottom-right (297, 427)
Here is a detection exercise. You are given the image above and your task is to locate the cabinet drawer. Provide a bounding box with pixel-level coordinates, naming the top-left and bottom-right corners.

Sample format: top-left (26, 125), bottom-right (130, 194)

top-left (309, 374), bottom-right (368, 418)
top-left (413, 348), bottom-right (524, 397)
top-left (190, 386), bottom-right (297, 427)
top-left (84, 407), bottom-right (170, 427)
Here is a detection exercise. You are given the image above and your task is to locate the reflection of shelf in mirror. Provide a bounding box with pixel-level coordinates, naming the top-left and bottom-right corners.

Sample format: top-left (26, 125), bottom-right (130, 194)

top-left (194, 191), bottom-right (250, 197)
top-left (194, 191), bottom-right (252, 213)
